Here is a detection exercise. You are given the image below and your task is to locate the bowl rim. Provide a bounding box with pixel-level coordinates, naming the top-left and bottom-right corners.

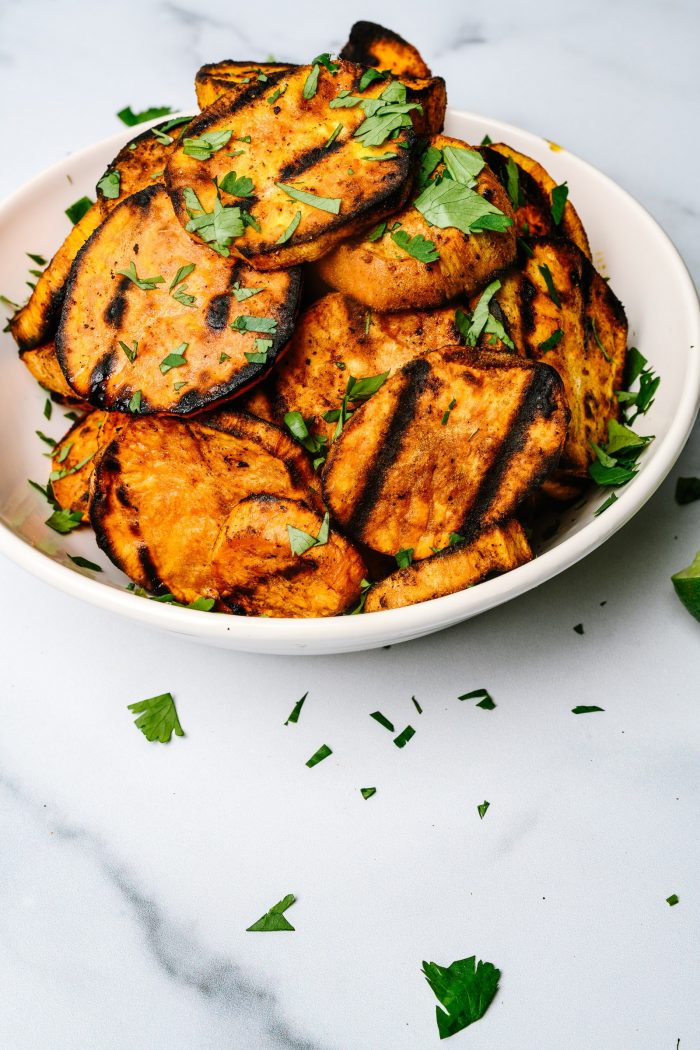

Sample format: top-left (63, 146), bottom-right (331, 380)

top-left (1, 106), bottom-right (698, 651)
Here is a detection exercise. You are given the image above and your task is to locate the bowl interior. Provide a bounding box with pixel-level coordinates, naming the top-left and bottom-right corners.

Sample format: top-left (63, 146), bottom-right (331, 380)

top-left (0, 110), bottom-right (698, 654)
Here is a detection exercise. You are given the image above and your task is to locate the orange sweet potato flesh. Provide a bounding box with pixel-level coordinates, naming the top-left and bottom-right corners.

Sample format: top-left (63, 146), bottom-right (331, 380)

top-left (316, 136), bottom-right (516, 311)
top-left (19, 342), bottom-right (82, 401)
top-left (50, 410), bottom-right (109, 522)
top-left (364, 520), bottom-right (532, 611)
top-left (90, 410), bottom-right (319, 603)
top-left (195, 62), bottom-right (297, 109)
top-left (95, 116), bottom-right (193, 211)
top-left (211, 493), bottom-right (367, 616)
top-left (340, 21), bottom-right (433, 78)
top-left (56, 185), bottom-right (301, 414)
top-left (322, 346), bottom-right (569, 560)
top-left (165, 61), bottom-right (416, 270)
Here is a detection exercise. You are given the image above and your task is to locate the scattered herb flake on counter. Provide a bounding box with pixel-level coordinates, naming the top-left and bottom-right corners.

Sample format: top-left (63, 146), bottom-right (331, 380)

top-left (675, 477), bottom-right (700, 504)
top-left (391, 229), bottom-right (439, 262)
top-left (285, 692), bottom-right (308, 725)
top-left (183, 130), bottom-right (232, 160)
top-left (412, 695), bottom-right (423, 714)
top-left (370, 711), bottom-right (395, 732)
top-left (395, 547), bottom-right (414, 569)
top-left (477, 800), bottom-right (490, 820)
top-left (393, 725), bottom-right (415, 748)
top-left (360, 787), bottom-right (377, 799)
top-left (306, 743), bottom-right (332, 768)
top-left (459, 688), bottom-right (496, 709)
top-left (246, 893), bottom-right (296, 932)
top-left (65, 196), bottom-right (93, 225)
top-left (97, 169), bottom-right (120, 199)
top-left (117, 260), bottom-right (164, 291)
top-left (68, 555), bottom-right (102, 572)
top-left (667, 894), bottom-right (679, 906)
top-left (571, 705), bottom-right (604, 714)
top-left (550, 182), bottom-right (569, 225)
top-left (119, 339), bottom-right (138, 362)
top-left (573, 623), bottom-right (584, 635)
top-left (128, 691), bottom-right (184, 742)
top-left (422, 956), bottom-right (501, 1039)
top-left (117, 104), bottom-right (173, 127)
top-left (276, 182), bottom-right (341, 214)
top-left (276, 210), bottom-right (301, 244)
top-left (538, 263), bottom-right (561, 307)
top-left (45, 508), bottom-right (83, 534)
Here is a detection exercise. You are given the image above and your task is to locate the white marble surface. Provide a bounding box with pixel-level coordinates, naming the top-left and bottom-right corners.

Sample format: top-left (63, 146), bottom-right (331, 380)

top-left (1, 1), bottom-right (699, 1047)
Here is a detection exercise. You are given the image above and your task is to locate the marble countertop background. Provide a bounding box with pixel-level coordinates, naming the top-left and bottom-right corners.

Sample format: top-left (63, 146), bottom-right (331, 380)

top-left (0, 1), bottom-right (699, 1047)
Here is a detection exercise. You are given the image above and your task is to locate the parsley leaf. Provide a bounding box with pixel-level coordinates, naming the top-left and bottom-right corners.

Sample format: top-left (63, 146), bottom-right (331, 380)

top-left (276, 182), bottom-right (341, 214)
top-left (285, 692), bottom-right (307, 725)
top-left (505, 156), bottom-right (521, 207)
top-left (477, 800), bottom-right (490, 820)
top-left (151, 115), bottom-right (192, 145)
top-left (45, 508), bottom-right (83, 534)
top-left (246, 893), bottom-right (296, 932)
top-left (276, 210), bottom-right (301, 244)
top-left (538, 328), bottom-right (564, 353)
top-left (442, 145), bottom-right (485, 188)
top-left (422, 956), bottom-right (501, 1039)
top-left (43, 397), bottom-right (52, 420)
top-left (65, 196), bottom-right (93, 225)
top-left (458, 688), bottom-right (496, 709)
top-left (302, 56), bottom-right (338, 101)
top-left (618, 347), bottom-right (660, 423)
top-left (572, 705), bottom-right (604, 714)
top-left (232, 281), bottom-right (262, 302)
top-left (116, 260), bottom-right (164, 291)
top-left (128, 390), bottom-right (142, 413)
top-left (68, 555), bottom-right (102, 572)
top-left (594, 492), bottom-right (618, 516)
top-left (370, 711), bottom-right (395, 732)
top-left (128, 691), bottom-right (184, 742)
top-left (359, 67), bottom-right (391, 91)
top-left (441, 397), bottom-right (457, 425)
top-left (35, 429), bottom-right (56, 447)
top-left (393, 725), bottom-right (415, 748)
top-left (267, 84), bottom-right (288, 105)
top-left (287, 512), bottom-right (330, 556)
top-left (550, 182), bottom-right (569, 226)
top-left (395, 547), bottom-right (414, 569)
top-left (97, 169), bottom-right (120, 199)
top-left (231, 315), bottom-right (277, 334)
top-left (538, 263), bottom-right (561, 307)
top-left (283, 411), bottom-right (328, 462)
top-left (183, 130), bottom-right (232, 160)
top-left (219, 170), bottom-right (254, 197)
top-left (414, 178), bottom-right (513, 235)
top-left (160, 342), bottom-right (188, 373)
top-left (416, 144), bottom-right (443, 190)
top-left (325, 122), bottom-right (343, 148)
top-left (245, 337), bottom-right (273, 363)
top-left (667, 894), bottom-right (679, 907)
top-left (324, 371), bottom-right (390, 438)
top-left (589, 316), bottom-right (612, 362)
top-left (183, 187), bottom-right (243, 256)
top-left (360, 787), bottom-right (377, 799)
top-left (391, 229), bottom-right (439, 262)
top-left (367, 221), bottom-right (387, 241)
top-left (306, 744), bottom-right (332, 768)
top-left (352, 81), bottom-right (421, 147)
top-left (117, 105), bottom-right (173, 127)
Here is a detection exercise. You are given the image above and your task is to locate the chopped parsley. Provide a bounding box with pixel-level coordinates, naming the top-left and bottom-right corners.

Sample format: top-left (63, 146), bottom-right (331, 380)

top-left (353, 81), bottom-right (421, 147)
top-left (458, 688), bottom-right (496, 709)
top-left (416, 144), bottom-right (443, 190)
top-left (675, 477), bottom-right (700, 504)
top-left (505, 155), bottom-right (521, 207)
top-left (276, 182), bottom-right (341, 214)
top-left (231, 314), bottom-right (278, 334)
top-left (359, 67), bottom-right (391, 91)
top-left (412, 696), bottom-right (423, 714)
top-left (182, 130), bottom-right (232, 160)
top-left (477, 800), bottom-right (490, 820)
top-left (302, 54), bottom-right (340, 102)
top-left (456, 280), bottom-right (514, 350)
top-left (594, 492), bottom-right (618, 516)
top-left (127, 691), bottom-right (184, 742)
top-left (183, 186), bottom-right (243, 256)
top-left (667, 894), bottom-right (679, 907)
top-left (276, 210), bottom-right (301, 244)
top-left (393, 725), bottom-right (415, 748)
top-left (97, 169), bottom-right (120, 199)
top-left (128, 390), bottom-right (142, 413)
top-left (169, 263), bottom-right (196, 306)
top-left (618, 347), bottom-right (660, 423)
top-left (151, 115), bottom-right (193, 145)
top-left (68, 555), bottom-right (102, 572)
top-left (116, 260), bottom-right (164, 291)
top-left (414, 172), bottom-right (513, 235)
top-left (538, 328), bottom-right (564, 353)
top-left (367, 221), bottom-right (387, 242)
top-left (480, 134), bottom-right (493, 145)
top-left (160, 342), bottom-right (188, 373)
top-left (117, 105), bottom-right (173, 127)
top-left (360, 787), bottom-right (377, 799)
top-left (287, 511), bottom-right (329, 556)
top-left (589, 316), bottom-right (612, 363)
top-left (119, 339), bottom-right (138, 362)
top-left (283, 411), bottom-right (328, 465)
top-left (45, 508), bottom-right (83, 534)
top-left (362, 152), bottom-right (399, 161)
top-left (589, 419), bottom-right (654, 488)
top-left (267, 83), bottom-right (288, 105)
top-left (36, 429), bottom-right (56, 448)
top-left (348, 578), bottom-right (372, 615)
top-left (325, 122), bottom-right (343, 148)
top-left (538, 263), bottom-right (561, 307)
top-left (43, 398), bottom-right (52, 420)
top-left (245, 337), bottom-right (273, 363)
top-left (306, 743), bottom-right (332, 767)
top-left (370, 711), bottom-right (395, 732)
top-left (232, 281), bottom-right (262, 301)
top-left (550, 182), bottom-right (569, 226)
top-left (571, 705), bottom-right (604, 714)
top-left (441, 398), bottom-right (457, 426)
top-left (323, 371), bottom-right (390, 438)
top-left (284, 692), bottom-right (307, 725)
top-left (395, 547), bottom-right (414, 569)
top-left (65, 196), bottom-right (93, 225)
top-left (442, 145), bottom-right (485, 187)
top-left (246, 894), bottom-right (296, 932)
top-left (422, 956), bottom-right (500, 1038)
top-left (219, 170), bottom-right (254, 197)
top-left (391, 229), bottom-right (439, 262)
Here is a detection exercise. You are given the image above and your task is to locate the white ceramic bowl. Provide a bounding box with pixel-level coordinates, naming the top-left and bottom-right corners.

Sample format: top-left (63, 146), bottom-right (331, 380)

top-left (0, 109), bottom-right (698, 654)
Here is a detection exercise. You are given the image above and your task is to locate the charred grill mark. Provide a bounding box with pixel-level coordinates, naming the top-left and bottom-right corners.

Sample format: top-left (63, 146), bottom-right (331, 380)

top-left (183, 70), bottom-right (290, 135)
top-left (340, 21), bottom-right (416, 67)
top-left (460, 368), bottom-right (563, 534)
top-left (206, 293), bottom-right (231, 330)
top-left (88, 351), bottom-right (118, 404)
top-left (344, 356), bottom-right (430, 538)
top-left (137, 543), bottom-right (166, 593)
top-left (104, 275), bottom-right (130, 328)
top-left (519, 277), bottom-right (537, 337)
top-left (278, 138), bottom-right (345, 182)
top-left (116, 483), bottom-right (135, 509)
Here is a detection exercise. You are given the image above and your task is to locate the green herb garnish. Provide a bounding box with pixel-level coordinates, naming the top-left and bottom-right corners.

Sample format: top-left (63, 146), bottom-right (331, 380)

top-left (128, 390), bottom-right (142, 413)
top-left (183, 130), bottom-right (232, 160)
top-left (117, 105), bottom-right (173, 127)
top-left (395, 547), bottom-right (414, 569)
top-left (360, 787), bottom-right (377, 799)
top-left (667, 894), bottom-right (679, 906)
top-left (219, 170), bottom-right (254, 197)
top-left (119, 338), bottom-right (138, 362)
top-left (550, 182), bottom-right (569, 225)
top-left (231, 314), bottom-right (277, 334)
top-left (68, 555), bottom-right (102, 572)
top-left (45, 508), bottom-right (83, 534)
top-left (538, 328), bottom-right (564, 353)
top-left (414, 178), bottom-right (513, 235)
top-left (538, 263), bottom-right (561, 307)
top-left (97, 169), bottom-right (120, 199)
top-left (287, 511), bottom-right (330, 556)
top-left (422, 956), bottom-right (500, 1039)
top-left (441, 398), bottom-right (457, 426)
top-left (36, 429), bottom-right (56, 448)
top-left (589, 316), bottom-right (612, 362)
top-left (391, 229), bottom-right (439, 262)
top-left (276, 182), bottom-right (341, 214)
top-left (505, 156), bottom-right (521, 207)
top-left (285, 692), bottom-right (307, 725)
top-left (128, 692), bottom-right (183, 742)
top-left (117, 260), bottom-right (164, 291)
top-left (267, 83), bottom-right (288, 105)
top-left (571, 705), bottom-right (604, 714)
top-left (370, 711), bottom-right (395, 732)
top-left (246, 894), bottom-right (296, 931)
top-left (306, 743), bottom-right (332, 768)
top-left (367, 221), bottom-right (387, 241)
top-left (458, 688), bottom-right (496, 709)
top-left (393, 725), bottom-right (415, 748)
top-left (477, 800), bottom-right (490, 820)
top-left (160, 342), bottom-right (188, 373)
top-left (65, 196), bottom-right (93, 225)
top-left (276, 210), bottom-right (301, 244)
top-left (183, 186), bottom-right (243, 256)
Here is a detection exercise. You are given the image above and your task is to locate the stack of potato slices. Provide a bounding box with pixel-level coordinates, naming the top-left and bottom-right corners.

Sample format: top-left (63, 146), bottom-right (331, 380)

top-left (12, 20), bottom-right (628, 617)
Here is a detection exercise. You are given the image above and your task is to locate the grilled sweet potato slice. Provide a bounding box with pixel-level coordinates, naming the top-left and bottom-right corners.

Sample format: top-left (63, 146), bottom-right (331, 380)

top-left (340, 21), bottom-right (432, 79)
top-left (316, 135), bottom-right (516, 311)
top-left (19, 342), bottom-right (82, 401)
top-left (322, 346), bottom-right (569, 559)
top-left (96, 116), bottom-right (192, 211)
top-left (271, 292), bottom-right (461, 441)
top-left (364, 520), bottom-right (532, 611)
top-left (195, 63), bottom-right (296, 109)
top-left (165, 61), bottom-right (416, 270)
top-left (56, 185), bottom-right (301, 414)
top-left (50, 410), bottom-right (109, 522)
top-left (90, 410), bottom-right (319, 602)
top-left (487, 143), bottom-right (591, 259)
top-left (211, 493), bottom-right (366, 616)
top-left (10, 202), bottom-right (104, 352)
top-left (490, 236), bottom-right (627, 481)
